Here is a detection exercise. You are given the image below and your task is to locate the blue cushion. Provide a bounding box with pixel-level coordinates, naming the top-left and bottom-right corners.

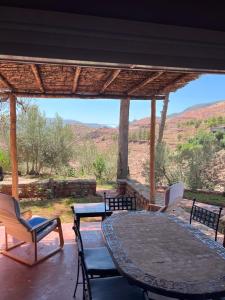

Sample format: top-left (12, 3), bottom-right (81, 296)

top-left (29, 217), bottom-right (48, 228)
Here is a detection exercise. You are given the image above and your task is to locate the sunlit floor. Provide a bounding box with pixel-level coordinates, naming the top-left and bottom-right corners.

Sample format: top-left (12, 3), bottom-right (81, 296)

top-left (0, 222), bottom-right (104, 300)
top-left (1, 215), bottom-right (224, 300)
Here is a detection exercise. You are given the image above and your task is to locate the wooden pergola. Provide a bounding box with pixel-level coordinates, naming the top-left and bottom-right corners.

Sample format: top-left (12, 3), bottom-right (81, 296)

top-left (0, 60), bottom-right (200, 203)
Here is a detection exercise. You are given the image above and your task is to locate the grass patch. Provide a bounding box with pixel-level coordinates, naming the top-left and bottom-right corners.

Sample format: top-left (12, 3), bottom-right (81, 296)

top-left (184, 190), bottom-right (225, 207)
top-left (97, 181), bottom-right (117, 190)
top-left (20, 195), bottom-right (102, 223)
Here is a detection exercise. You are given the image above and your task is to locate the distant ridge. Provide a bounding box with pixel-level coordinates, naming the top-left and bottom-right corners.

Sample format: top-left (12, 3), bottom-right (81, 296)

top-left (47, 118), bottom-right (109, 128)
top-left (168, 100), bottom-right (225, 118)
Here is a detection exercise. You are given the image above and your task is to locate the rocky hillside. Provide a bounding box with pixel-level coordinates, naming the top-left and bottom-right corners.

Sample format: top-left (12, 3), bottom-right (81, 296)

top-left (70, 100), bottom-right (225, 183)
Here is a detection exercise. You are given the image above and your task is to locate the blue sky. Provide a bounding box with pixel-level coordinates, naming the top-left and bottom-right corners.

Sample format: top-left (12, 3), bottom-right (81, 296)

top-left (32, 74), bottom-right (225, 126)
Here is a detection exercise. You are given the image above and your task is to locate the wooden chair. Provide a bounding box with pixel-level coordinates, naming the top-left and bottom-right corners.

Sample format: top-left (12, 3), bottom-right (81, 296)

top-left (148, 182), bottom-right (185, 213)
top-left (190, 198), bottom-right (222, 241)
top-left (0, 193), bottom-right (64, 266)
top-left (104, 192), bottom-right (137, 211)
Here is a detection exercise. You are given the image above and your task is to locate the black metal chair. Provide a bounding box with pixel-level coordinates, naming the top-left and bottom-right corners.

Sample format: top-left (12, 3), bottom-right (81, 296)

top-left (104, 192), bottom-right (137, 212)
top-left (72, 221), bottom-right (119, 298)
top-left (79, 247), bottom-right (145, 300)
top-left (190, 198), bottom-right (222, 241)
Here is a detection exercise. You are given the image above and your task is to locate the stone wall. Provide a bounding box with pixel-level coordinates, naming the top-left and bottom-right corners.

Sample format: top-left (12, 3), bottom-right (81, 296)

top-left (0, 179), bottom-right (96, 199)
top-left (117, 179), bottom-right (165, 210)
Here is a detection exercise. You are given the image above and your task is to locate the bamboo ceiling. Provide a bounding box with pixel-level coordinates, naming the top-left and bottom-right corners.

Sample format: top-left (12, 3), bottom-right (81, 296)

top-left (0, 61), bottom-right (200, 100)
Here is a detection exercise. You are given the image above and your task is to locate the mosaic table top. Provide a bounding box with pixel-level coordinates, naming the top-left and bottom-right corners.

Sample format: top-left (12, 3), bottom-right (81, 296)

top-left (102, 211), bottom-right (225, 299)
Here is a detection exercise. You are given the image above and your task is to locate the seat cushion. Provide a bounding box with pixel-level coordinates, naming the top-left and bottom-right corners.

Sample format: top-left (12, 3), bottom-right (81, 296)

top-left (84, 247), bottom-right (119, 276)
top-left (90, 276), bottom-right (144, 300)
top-left (29, 217), bottom-right (48, 227)
top-left (28, 217), bottom-right (58, 242)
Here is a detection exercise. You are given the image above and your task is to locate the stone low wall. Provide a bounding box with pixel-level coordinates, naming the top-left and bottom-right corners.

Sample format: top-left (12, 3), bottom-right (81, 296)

top-left (117, 179), bottom-right (165, 210)
top-left (0, 179), bottom-right (96, 199)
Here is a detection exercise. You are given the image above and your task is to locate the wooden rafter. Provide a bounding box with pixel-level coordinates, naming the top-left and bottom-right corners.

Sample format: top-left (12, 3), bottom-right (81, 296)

top-left (0, 72), bottom-right (13, 91)
top-left (72, 66), bottom-right (81, 93)
top-left (156, 73), bottom-right (190, 95)
top-left (127, 71), bottom-right (164, 95)
top-left (31, 64), bottom-right (44, 93)
top-left (100, 69), bottom-right (121, 94)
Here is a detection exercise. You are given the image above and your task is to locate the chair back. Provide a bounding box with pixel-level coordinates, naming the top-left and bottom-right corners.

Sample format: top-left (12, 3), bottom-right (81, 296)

top-left (72, 220), bottom-right (84, 254)
top-left (190, 198), bottom-right (222, 241)
top-left (104, 192), bottom-right (136, 211)
top-left (0, 193), bottom-right (32, 242)
top-left (164, 182), bottom-right (184, 210)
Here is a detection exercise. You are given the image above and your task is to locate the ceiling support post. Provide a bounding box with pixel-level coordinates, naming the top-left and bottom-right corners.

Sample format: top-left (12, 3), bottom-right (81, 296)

top-left (150, 98), bottom-right (156, 204)
top-left (9, 94), bottom-right (19, 199)
top-left (117, 97), bottom-right (130, 180)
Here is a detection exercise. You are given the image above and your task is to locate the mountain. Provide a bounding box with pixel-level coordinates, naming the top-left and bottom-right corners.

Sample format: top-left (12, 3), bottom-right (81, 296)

top-left (47, 118), bottom-right (110, 128)
top-left (78, 100), bottom-right (225, 183)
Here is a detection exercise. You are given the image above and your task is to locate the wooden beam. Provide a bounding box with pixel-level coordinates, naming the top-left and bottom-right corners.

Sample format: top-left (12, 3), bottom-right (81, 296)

top-left (150, 98), bottom-right (156, 204)
top-left (9, 94), bottom-right (19, 199)
top-left (11, 92), bottom-right (166, 100)
top-left (31, 64), bottom-right (44, 93)
top-left (0, 72), bottom-right (13, 91)
top-left (156, 73), bottom-right (190, 95)
top-left (72, 66), bottom-right (81, 93)
top-left (100, 69), bottom-right (121, 94)
top-left (117, 98), bottom-right (130, 179)
top-left (127, 71), bottom-right (164, 95)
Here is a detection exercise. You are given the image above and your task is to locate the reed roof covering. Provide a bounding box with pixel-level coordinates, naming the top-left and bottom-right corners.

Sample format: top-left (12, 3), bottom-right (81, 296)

top-left (0, 61), bottom-right (200, 100)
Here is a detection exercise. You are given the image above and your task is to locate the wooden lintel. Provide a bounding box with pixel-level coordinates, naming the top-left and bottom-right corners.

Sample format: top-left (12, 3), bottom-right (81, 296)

top-left (0, 72), bottom-right (13, 91)
top-left (9, 94), bottom-right (19, 199)
top-left (100, 69), bottom-right (121, 94)
top-left (150, 98), bottom-right (156, 204)
top-left (72, 66), bottom-right (81, 93)
top-left (12, 92), bottom-right (165, 100)
top-left (31, 64), bottom-right (44, 93)
top-left (127, 71), bottom-right (164, 95)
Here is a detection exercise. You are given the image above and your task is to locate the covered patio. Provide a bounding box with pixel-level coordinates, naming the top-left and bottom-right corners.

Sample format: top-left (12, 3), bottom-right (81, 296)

top-left (0, 60), bottom-right (200, 203)
top-left (0, 60), bottom-right (203, 300)
top-left (1, 3), bottom-right (225, 300)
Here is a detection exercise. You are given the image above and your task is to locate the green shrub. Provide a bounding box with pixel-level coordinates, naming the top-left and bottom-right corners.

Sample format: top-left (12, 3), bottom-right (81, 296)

top-left (0, 149), bottom-right (10, 171)
top-left (93, 155), bottom-right (106, 182)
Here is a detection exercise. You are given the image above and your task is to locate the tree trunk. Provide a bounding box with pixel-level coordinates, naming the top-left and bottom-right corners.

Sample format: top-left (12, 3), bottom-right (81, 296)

top-left (158, 93), bottom-right (169, 144)
top-left (117, 98), bottom-right (130, 179)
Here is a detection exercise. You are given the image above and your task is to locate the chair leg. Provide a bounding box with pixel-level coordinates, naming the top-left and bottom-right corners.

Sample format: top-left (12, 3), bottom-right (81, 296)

top-left (2, 227), bottom-right (64, 266)
top-left (73, 256), bottom-right (80, 298)
top-left (34, 241), bottom-right (38, 262)
top-left (5, 230), bottom-right (8, 250)
top-left (57, 219), bottom-right (64, 248)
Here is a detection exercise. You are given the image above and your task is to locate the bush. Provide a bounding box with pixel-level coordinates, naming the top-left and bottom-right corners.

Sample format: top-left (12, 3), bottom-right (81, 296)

top-left (0, 149), bottom-right (10, 171)
top-left (93, 155), bottom-right (106, 182)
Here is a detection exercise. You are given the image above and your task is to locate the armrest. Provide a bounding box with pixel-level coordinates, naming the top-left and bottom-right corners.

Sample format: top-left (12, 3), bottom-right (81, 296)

top-left (21, 209), bottom-right (32, 220)
top-left (30, 217), bottom-right (60, 232)
top-left (158, 206), bottom-right (168, 212)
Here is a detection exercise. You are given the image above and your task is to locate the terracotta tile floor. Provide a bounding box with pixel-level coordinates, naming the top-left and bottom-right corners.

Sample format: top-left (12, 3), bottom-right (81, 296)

top-left (1, 214), bottom-right (224, 300)
top-left (0, 222), bottom-right (103, 300)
